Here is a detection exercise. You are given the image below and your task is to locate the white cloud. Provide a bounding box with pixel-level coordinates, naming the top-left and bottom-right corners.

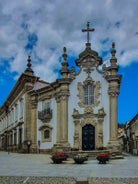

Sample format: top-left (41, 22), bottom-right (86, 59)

top-left (0, 0), bottom-right (138, 82)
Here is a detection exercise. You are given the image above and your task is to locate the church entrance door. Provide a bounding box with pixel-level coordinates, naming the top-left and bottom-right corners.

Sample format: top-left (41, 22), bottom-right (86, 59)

top-left (82, 124), bottom-right (95, 150)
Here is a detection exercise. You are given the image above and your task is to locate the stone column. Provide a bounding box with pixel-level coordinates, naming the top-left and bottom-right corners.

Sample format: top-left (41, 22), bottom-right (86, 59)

top-left (108, 84), bottom-right (122, 156)
top-left (24, 93), bottom-right (31, 141)
top-left (53, 91), bottom-right (70, 152)
top-left (56, 97), bottom-right (61, 143)
top-left (60, 95), bottom-right (68, 142)
top-left (30, 95), bottom-right (38, 153)
top-left (108, 86), bottom-right (119, 141)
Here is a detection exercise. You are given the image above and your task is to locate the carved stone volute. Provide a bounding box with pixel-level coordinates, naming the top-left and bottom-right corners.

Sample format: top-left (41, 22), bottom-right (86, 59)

top-left (30, 95), bottom-right (38, 109)
top-left (98, 108), bottom-right (106, 118)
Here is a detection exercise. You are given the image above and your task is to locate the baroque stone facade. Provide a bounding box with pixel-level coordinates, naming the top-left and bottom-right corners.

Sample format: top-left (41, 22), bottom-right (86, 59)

top-left (0, 23), bottom-right (122, 156)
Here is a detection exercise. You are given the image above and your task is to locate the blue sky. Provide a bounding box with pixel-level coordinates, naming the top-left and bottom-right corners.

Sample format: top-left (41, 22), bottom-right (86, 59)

top-left (0, 0), bottom-right (138, 124)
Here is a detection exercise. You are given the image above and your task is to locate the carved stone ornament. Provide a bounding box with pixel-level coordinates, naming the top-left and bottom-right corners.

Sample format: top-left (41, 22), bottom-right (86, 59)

top-left (69, 66), bottom-right (76, 79)
top-left (30, 95), bottom-right (38, 109)
top-left (55, 91), bottom-right (69, 102)
top-left (98, 107), bottom-right (106, 118)
top-left (77, 77), bottom-right (100, 108)
top-left (84, 106), bottom-right (94, 114)
top-left (82, 56), bottom-right (96, 75)
top-left (80, 118), bottom-right (97, 127)
top-left (73, 108), bottom-right (79, 116)
top-left (108, 87), bottom-right (119, 97)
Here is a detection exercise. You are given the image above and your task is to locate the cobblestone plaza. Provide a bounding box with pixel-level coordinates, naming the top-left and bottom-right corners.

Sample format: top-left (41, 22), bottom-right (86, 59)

top-left (0, 152), bottom-right (138, 183)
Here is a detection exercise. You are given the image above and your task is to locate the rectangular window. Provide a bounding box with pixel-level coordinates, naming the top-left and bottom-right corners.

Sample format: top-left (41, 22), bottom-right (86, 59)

top-left (84, 84), bottom-right (94, 105)
top-left (44, 129), bottom-right (50, 139)
top-left (44, 102), bottom-right (50, 110)
top-left (20, 101), bottom-right (24, 118)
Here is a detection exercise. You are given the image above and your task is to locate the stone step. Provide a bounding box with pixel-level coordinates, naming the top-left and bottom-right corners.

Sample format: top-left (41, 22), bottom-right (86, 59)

top-left (66, 150), bottom-right (110, 159)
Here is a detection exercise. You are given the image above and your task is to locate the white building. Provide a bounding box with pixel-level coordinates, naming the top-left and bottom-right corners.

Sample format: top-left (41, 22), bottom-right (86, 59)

top-left (0, 23), bottom-right (122, 156)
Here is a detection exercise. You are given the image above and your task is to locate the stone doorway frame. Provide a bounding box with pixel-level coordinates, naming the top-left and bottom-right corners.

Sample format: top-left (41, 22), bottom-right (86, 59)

top-left (82, 124), bottom-right (95, 150)
top-left (80, 119), bottom-right (98, 150)
top-left (73, 107), bottom-right (105, 150)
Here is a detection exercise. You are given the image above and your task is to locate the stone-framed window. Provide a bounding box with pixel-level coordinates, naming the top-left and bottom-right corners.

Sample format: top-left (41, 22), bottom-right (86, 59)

top-left (77, 76), bottom-right (100, 108)
top-left (84, 84), bottom-right (94, 105)
top-left (42, 128), bottom-right (51, 142)
top-left (44, 129), bottom-right (50, 139)
top-left (39, 125), bottom-right (52, 142)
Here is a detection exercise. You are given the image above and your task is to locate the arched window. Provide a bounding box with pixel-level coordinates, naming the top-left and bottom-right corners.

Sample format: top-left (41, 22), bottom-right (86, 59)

top-left (44, 129), bottom-right (50, 139)
top-left (84, 84), bottom-right (94, 105)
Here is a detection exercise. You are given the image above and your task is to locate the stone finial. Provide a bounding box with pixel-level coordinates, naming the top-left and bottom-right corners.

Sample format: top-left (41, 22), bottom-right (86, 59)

top-left (25, 55), bottom-right (34, 76)
top-left (60, 47), bottom-right (69, 78)
top-left (109, 42), bottom-right (118, 75)
top-left (27, 56), bottom-right (32, 69)
top-left (27, 55), bottom-right (31, 69)
top-left (111, 42), bottom-right (116, 58)
top-left (62, 47), bottom-right (67, 61)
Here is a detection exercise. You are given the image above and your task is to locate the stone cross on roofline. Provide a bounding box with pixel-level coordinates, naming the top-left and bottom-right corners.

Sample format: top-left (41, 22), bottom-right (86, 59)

top-left (82, 22), bottom-right (95, 44)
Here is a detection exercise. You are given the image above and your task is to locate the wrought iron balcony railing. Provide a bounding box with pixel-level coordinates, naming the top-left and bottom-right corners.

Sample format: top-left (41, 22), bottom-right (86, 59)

top-left (38, 108), bottom-right (52, 122)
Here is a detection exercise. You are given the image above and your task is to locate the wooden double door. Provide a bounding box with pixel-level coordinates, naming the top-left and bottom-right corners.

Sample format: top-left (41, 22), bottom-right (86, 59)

top-left (82, 124), bottom-right (95, 150)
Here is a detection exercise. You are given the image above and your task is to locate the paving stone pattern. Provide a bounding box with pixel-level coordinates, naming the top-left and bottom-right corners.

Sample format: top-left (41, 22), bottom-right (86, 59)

top-left (0, 152), bottom-right (138, 183)
top-left (0, 177), bottom-right (138, 184)
top-left (0, 177), bottom-right (76, 184)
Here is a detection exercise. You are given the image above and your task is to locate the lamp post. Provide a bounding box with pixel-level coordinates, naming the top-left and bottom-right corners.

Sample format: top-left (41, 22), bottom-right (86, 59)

top-left (27, 140), bottom-right (32, 153)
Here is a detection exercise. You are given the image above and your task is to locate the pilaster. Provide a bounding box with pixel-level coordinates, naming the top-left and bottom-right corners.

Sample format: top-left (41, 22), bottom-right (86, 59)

top-left (24, 93), bottom-right (31, 141)
top-left (56, 97), bottom-right (61, 144)
top-left (73, 119), bottom-right (80, 149)
top-left (53, 88), bottom-right (70, 152)
top-left (30, 94), bottom-right (38, 152)
top-left (60, 95), bottom-right (68, 142)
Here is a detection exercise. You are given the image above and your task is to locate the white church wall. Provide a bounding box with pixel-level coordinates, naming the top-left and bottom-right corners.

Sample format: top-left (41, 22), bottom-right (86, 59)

top-left (68, 70), bottom-right (87, 147)
top-left (68, 67), bottom-right (110, 147)
top-left (100, 76), bottom-right (110, 146)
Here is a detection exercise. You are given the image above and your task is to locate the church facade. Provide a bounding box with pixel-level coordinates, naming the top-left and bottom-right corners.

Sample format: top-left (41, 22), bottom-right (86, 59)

top-left (0, 23), bottom-right (122, 156)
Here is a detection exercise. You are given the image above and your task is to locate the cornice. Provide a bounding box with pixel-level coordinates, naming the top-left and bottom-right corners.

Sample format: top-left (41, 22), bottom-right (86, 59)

top-left (105, 75), bottom-right (122, 83)
top-left (56, 78), bottom-right (72, 84)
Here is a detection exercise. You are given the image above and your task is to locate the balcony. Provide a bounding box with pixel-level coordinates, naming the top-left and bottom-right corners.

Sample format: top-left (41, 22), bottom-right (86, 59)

top-left (38, 108), bottom-right (52, 122)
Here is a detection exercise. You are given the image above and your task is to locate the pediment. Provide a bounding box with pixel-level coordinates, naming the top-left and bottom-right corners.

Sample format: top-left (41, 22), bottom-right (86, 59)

top-left (39, 124), bottom-right (53, 131)
top-left (75, 47), bottom-right (102, 68)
